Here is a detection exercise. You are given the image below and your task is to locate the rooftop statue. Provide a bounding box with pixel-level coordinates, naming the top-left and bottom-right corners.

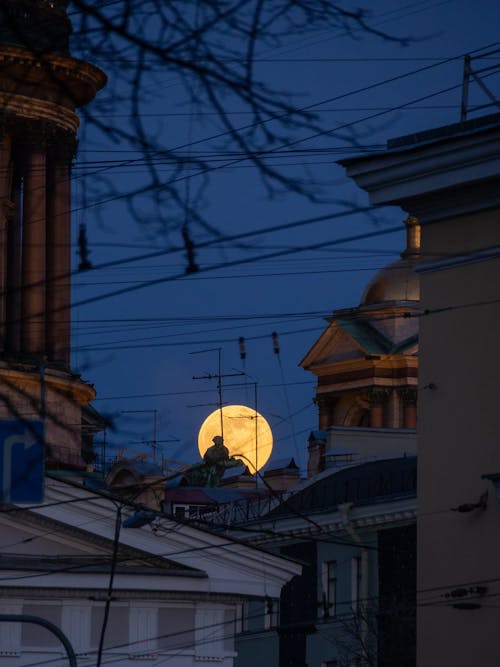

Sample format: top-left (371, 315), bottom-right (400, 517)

top-left (183, 436), bottom-right (239, 487)
top-left (204, 435), bottom-right (230, 466)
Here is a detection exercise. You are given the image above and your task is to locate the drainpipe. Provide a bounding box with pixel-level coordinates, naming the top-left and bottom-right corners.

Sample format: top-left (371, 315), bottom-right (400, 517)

top-left (339, 503), bottom-right (370, 655)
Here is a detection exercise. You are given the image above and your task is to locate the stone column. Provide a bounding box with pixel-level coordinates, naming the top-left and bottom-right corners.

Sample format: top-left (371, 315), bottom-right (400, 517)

top-left (315, 394), bottom-right (334, 430)
top-left (399, 386), bottom-right (418, 429)
top-left (0, 133), bottom-right (12, 351)
top-left (368, 388), bottom-right (388, 428)
top-left (6, 169), bottom-right (22, 353)
top-left (22, 145), bottom-right (47, 354)
top-left (46, 146), bottom-right (72, 365)
top-left (387, 388), bottom-right (401, 428)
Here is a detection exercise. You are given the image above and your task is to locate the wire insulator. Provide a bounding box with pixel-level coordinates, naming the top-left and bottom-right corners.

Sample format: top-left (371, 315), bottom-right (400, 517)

top-left (272, 331), bottom-right (280, 355)
top-left (239, 336), bottom-right (246, 360)
top-left (78, 223), bottom-right (92, 271)
top-left (181, 225), bottom-right (199, 274)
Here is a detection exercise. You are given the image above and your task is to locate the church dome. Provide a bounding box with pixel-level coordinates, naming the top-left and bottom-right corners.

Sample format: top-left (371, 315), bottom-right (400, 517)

top-left (361, 257), bottom-right (420, 304)
top-left (360, 216), bottom-right (421, 306)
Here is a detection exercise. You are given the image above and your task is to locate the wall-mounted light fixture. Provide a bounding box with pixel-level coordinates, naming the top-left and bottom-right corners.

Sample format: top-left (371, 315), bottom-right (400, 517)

top-left (482, 473), bottom-right (500, 499)
top-left (451, 491), bottom-right (487, 513)
top-left (444, 586), bottom-right (487, 610)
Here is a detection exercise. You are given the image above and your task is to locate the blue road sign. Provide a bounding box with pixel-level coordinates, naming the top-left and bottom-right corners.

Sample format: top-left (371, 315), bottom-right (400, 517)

top-left (0, 421), bottom-right (44, 503)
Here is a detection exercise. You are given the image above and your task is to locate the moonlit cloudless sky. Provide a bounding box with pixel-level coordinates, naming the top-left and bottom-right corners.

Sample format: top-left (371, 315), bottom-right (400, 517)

top-left (69, 0), bottom-right (500, 472)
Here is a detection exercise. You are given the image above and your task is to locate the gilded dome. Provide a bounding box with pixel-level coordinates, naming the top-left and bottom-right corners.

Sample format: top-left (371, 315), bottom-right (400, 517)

top-left (360, 216), bottom-right (421, 306)
top-left (361, 257), bottom-right (419, 305)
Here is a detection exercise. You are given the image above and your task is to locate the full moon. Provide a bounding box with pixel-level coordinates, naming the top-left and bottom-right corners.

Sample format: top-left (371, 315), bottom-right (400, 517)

top-left (198, 405), bottom-right (273, 472)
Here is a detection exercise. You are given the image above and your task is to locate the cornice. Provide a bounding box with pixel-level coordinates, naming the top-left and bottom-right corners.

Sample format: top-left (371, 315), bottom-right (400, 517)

top-left (0, 364), bottom-right (96, 404)
top-left (0, 587), bottom-right (244, 603)
top-left (341, 121), bottom-right (500, 220)
top-left (241, 499), bottom-right (416, 546)
top-left (314, 357), bottom-right (418, 391)
top-left (0, 45), bottom-right (107, 107)
top-left (416, 244), bottom-right (500, 274)
top-left (330, 303), bottom-right (422, 319)
top-left (315, 355), bottom-right (418, 375)
top-left (0, 92), bottom-right (79, 133)
top-left (33, 480), bottom-right (303, 588)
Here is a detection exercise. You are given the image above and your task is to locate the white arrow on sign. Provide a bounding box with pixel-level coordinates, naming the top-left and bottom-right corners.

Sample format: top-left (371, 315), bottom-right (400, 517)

top-left (2, 431), bottom-right (39, 502)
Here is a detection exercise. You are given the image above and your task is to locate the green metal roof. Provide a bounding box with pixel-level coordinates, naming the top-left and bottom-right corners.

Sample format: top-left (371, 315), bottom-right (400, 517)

top-left (336, 318), bottom-right (392, 354)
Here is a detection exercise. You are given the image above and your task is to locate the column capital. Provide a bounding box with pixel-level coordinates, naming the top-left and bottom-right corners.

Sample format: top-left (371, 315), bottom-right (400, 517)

top-left (313, 394), bottom-right (332, 408)
top-left (366, 387), bottom-right (390, 406)
top-left (16, 119), bottom-right (77, 158)
top-left (398, 386), bottom-right (418, 406)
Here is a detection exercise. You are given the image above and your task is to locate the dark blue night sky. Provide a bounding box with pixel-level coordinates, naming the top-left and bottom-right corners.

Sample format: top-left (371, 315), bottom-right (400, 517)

top-left (69, 1), bottom-right (500, 472)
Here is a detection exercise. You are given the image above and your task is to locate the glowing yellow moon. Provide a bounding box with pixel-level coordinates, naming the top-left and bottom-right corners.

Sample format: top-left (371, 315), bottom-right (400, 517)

top-left (198, 405), bottom-right (273, 472)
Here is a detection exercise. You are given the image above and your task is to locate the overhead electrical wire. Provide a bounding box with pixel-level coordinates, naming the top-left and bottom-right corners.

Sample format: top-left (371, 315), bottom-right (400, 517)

top-left (72, 264), bottom-right (402, 288)
top-left (86, 105), bottom-right (464, 119)
top-left (93, 380), bottom-right (315, 402)
top-left (67, 217), bottom-right (401, 312)
top-left (0, 6), bottom-right (492, 664)
top-left (63, 60), bottom-right (500, 227)
top-left (63, 42), bottom-right (500, 202)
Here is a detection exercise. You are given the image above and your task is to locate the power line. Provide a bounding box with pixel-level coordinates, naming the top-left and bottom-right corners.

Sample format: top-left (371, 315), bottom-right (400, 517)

top-left (65, 42), bottom-right (500, 207)
top-left (68, 218), bottom-right (400, 312)
top-left (93, 380), bottom-right (315, 402)
top-left (85, 105), bottom-right (463, 119)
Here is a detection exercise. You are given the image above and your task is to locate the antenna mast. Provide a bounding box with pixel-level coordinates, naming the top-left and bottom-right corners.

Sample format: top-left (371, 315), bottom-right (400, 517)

top-left (192, 347), bottom-right (244, 441)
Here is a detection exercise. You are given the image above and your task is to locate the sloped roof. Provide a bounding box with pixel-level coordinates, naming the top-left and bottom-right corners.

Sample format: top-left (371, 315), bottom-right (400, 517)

top-left (0, 508), bottom-right (202, 575)
top-left (390, 333), bottom-right (418, 354)
top-left (268, 456), bottom-right (416, 518)
top-left (264, 457), bottom-right (299, 472)
top-left (300, 313), bottom-right (419, 371)
top-left (165, 486), bottom-right (262, 505)
top-left (336, 318), bottom-right (392, 354)
top-left (9, 475), bottom-right (303, 597)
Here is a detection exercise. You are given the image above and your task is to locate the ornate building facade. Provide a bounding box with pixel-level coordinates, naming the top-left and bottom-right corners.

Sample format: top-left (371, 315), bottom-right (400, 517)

top-left (301, 216), bottom-right (420, 475)
top-left (0, 1), bottom-right (106, 468)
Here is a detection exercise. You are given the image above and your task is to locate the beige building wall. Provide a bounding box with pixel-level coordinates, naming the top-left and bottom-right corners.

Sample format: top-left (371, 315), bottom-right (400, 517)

top-left (327, 425), bottom-right (416, 462)
top-left (341, 114), bottom-right (500, 667)
top-left (417, 210), bottom-right (500, 667)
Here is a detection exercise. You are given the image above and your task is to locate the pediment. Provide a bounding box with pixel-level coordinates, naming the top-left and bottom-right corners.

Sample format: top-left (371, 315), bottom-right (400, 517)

top-left (0, 479), bottom-right (302, 598)
top-left (301, 321), bottom-right (379, 370)
top-left (0, 510), bottom-right (194, 573)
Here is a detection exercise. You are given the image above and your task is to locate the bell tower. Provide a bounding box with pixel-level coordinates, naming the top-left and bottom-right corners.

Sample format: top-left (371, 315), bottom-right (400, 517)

top-left (0, 1), bottom-right (106, 468)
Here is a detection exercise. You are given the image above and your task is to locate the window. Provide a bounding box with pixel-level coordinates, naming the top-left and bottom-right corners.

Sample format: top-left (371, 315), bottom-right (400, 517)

top-left (321, 561), bottom-right (336, 617)
top-left (157, 607), bottom-right (195, 651)
top-left (173, 504), bottom-right (188, 519)
top-left (172, 503), bottom-right (210, 519)
top-left (235, 602), bottom-right (246, 634)
top-left (224, 608), bottom-right (237, 651)
top-left (351, 556), bottom-right (362, 611)
top-left (22, 604), bottom-right (61, 647)
top-left (90, 605), bottom-right (128, 649)
top-left (263, 597), bottom-right (279, 630)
